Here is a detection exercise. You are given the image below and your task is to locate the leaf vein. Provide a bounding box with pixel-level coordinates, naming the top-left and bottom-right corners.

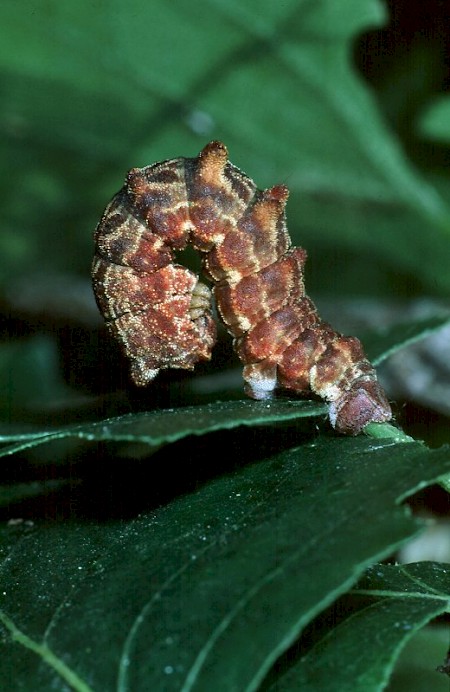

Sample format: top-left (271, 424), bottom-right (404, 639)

top-left (0, 609), bottom-right (94, 692)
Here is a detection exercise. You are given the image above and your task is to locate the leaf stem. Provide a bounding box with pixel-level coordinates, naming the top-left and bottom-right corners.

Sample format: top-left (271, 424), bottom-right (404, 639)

top-left (363, 422), bottom-right (417, 444)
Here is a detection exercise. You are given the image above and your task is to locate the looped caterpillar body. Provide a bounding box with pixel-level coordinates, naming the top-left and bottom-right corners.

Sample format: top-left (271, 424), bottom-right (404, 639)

top-left (92, 141), bottom-right (392, 435)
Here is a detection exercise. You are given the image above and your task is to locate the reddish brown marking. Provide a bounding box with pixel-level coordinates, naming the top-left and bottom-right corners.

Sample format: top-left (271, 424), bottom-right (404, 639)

top-left (92, 141), bottom-right (392, 434)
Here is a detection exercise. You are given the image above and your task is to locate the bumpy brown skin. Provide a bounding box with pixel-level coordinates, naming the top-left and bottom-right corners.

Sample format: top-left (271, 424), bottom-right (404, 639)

top-left (92, 141), bottom-right (392, 435)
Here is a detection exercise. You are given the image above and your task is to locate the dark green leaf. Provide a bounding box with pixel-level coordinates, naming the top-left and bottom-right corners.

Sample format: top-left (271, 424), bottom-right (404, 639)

top-left (270, 562), bottom-right (450, 691)
top-left (387, 625), bottom-right (450, 691)
top-left (0, 400), bottom-right (327, 457)
top-left (1, 312), bottom-right (447, 457)
top-left (1, 4), bottom-right (449, 690)
top-left (1, 437), bottom-right (450, 690)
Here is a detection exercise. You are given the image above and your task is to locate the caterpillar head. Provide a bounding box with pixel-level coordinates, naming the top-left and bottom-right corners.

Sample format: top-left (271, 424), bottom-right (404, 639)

top-left (328, 378), bottom-right (392, 435)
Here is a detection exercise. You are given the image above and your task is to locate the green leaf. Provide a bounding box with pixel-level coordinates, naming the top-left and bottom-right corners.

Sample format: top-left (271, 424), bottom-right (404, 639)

top-left (0, 400), bottom-right (326, 458)
top-left (1, 437), bottom-right (450, 690)
top-left (269, 562), bottom-right (450, 691)
top-left (1, 311), bottom-right (447, 457)
top-left (387, 625), bottom-right (450, 691)
top-left (2, 0), bottom-right (450, 291)
top-left (1, 5), bottom-right (449, 689)
top-left (417, 95), bottom-right (450, 144)
top-left (0, 311), bottom-right (443, 457)
top-left (362, 314), bottom-right (450, 366)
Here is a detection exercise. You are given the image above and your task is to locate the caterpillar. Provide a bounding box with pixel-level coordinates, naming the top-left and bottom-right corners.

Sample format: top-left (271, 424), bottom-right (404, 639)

top-left (92, 141), bottom-right (392, 435)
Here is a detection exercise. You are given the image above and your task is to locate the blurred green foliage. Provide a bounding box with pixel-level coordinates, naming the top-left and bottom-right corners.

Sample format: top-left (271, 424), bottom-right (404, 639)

top-left (1, 0), bottom-right (450, 292)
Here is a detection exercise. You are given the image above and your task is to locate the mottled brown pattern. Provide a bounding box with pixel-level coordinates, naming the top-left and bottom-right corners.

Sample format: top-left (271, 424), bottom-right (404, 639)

top-left (92, 141), bottom-right (392, 434)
